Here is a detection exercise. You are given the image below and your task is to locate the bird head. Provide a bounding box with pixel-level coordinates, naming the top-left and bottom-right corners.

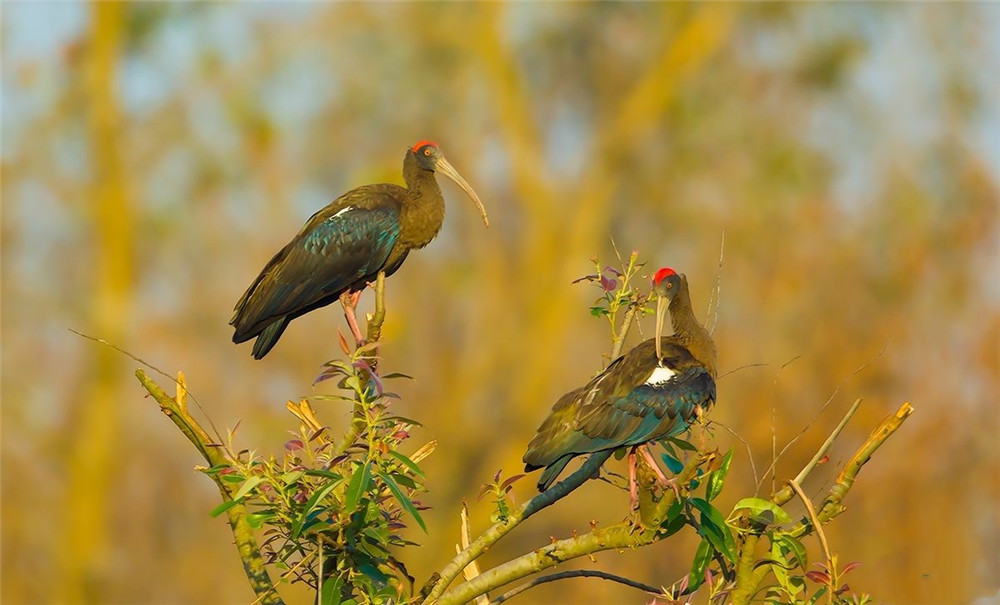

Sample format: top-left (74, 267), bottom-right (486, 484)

top-left (652, 267), bottom-right (682, 364)
top-left (410, 140), bottom-right (489, 227)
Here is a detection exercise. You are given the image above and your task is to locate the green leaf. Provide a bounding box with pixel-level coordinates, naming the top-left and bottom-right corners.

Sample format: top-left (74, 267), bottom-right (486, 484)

top-left (776, 533), bottom-right (808, 570)
top-left (209, 498), bottom-right (241, 518)
top-left (379, 471), bottom-right (427, 532)
top-left (706, 448), bottom-right (734, 501)
top-left (668, 437), bottom-right (698, 452)
top-left (320, 576), bottom-right (343, 605)
top-left (359, 562), bottom-right (389, 585)
top-left (291, 479), bottom-right (342, 539)
top-left (687, 538), bottom-right (713, 589)
top-left (232, 476), bottom-right (264, 500)
top-left (390, 472), bottom-right (417, 489)
top-left (381, 372), bottom-right (414, 380)
top-left (732, 497), bottom-right (792, 524)
top-left (345, 461), bottom-right (371, 513)
top-left (388, 450), bottom-right (425, 477)
top-left (690, 498), bottom-right (736, 562)
top-left (661, 452), bottom-right (684, 474)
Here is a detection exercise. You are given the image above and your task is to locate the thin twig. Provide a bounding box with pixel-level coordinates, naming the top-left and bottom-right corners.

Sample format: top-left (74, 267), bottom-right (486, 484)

top-left (786, 480), bottom-right (834, 605)
top-left (136, 370), bottom-right (282, 604)
top-left (70, 328), bottom-right (226, 445)
top-left (709, 420), bottom-right (759, 489)
top-left (766, 356), bottom-right (800, 494)
top-left (717, 362), bottom-right (770, 380)
top-left (708, 228), bottom-right (725, 335)
top-left (492, 570), bottom-right (662, 603)
top-left (771, 398), bottom-right (862, 505)
top-left (759, 348), bottom-right (885, 494)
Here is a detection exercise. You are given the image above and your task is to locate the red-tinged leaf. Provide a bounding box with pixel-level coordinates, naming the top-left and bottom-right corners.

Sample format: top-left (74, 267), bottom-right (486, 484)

top-left (392, 430), bottom-right (409, 440)
top-left (493, 469), bottom-right (502, 482)
top-left (284, 439), bottom-right (304, 451)
top-left (842, 561), bottom-right (862, 574)
top-left (805, 570), bottom-right (831, 584)
top-left (309, 427), bottom-right (328, 442)
top-left (476, 484), bottom-right (492, 501)
top-left (338, 330), bottom-right (350, 355)
top-left (218, 467), bottom-right (237, 476)
top-left (603, 266), bottom-right (624, 277)
top-left (572, 273), bottom-right (599, 284)
top-left (818, 454), bottom-right (830, 465)
top-left (500, 474), bottom-right (525, 490)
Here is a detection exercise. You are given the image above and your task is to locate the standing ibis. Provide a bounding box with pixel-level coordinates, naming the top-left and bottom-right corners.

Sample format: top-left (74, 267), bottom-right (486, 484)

top-left (522, 267), bottom-right (717, 505)
top-left (231, 141), bottom-right (488, 359)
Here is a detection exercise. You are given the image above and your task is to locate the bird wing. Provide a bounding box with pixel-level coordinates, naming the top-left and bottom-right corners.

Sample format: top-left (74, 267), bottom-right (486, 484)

top-left (523, 340), bottom-right (715, 469)
top-left (231, 202), bottom-right (401, 341)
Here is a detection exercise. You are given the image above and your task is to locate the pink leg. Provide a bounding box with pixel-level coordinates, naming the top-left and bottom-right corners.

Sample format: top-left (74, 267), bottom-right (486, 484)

top-left (340, 290), bottom-right (365, 347)
top-left (640, 445), bottom-right (681, 499)
top-left (628, 448), bottom-right (639, 510)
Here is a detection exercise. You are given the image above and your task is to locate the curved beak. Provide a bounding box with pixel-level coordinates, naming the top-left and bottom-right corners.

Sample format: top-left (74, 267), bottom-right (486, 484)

top-left (435, 155), bottom-right (489, 227)
top-left (654, 292), bottom-right (668, 365)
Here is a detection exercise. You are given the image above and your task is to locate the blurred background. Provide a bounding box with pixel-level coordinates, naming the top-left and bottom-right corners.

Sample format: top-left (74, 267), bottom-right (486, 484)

top-left (2, 3), bottom-right (998, 603)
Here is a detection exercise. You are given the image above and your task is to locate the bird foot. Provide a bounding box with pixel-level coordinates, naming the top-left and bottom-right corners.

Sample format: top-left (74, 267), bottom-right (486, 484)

top-left (340, 291), bottom-right (366, 348)
top-left (638, 446), bottom-right (682, 500)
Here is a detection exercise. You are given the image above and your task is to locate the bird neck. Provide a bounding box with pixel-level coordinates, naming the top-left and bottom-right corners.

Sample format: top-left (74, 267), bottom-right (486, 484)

top-left (669, 279), bottom-right (718, 377)
top-left (400, 151), bottom-right (446, 249)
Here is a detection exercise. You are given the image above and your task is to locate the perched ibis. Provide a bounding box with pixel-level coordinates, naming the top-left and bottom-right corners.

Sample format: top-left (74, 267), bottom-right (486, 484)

top-left (522, 267), bottom-right (717, 505)
top-left (231, 141), bottom-right (488, 359)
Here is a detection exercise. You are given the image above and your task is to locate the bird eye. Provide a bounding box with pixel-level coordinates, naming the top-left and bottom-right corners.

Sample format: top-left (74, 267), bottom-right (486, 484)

top-left (666, 283), bottom-right (674, 288)
top-left (423, 148), bottom-right (432, 156)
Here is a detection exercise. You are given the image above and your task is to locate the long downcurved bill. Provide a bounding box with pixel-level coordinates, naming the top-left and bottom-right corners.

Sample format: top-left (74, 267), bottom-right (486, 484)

top-left (654, 293), bottom-right (668, 365)
top-left (436, 156), bottom-right (489, 227)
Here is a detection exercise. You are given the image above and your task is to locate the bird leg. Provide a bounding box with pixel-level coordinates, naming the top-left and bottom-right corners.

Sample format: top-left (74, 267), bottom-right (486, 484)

top-left (340, 290), bottom-right (365, 347)
top-left (639, 445), bottom-right (682, 500)
top-left (628, 448), bottom-right (639, 510)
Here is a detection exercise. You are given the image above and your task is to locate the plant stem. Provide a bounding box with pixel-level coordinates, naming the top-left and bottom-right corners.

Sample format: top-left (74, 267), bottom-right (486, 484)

top-left (135, 370), bottom-right (283, 605)
top-left (433, 453), bottom-right (711, 605)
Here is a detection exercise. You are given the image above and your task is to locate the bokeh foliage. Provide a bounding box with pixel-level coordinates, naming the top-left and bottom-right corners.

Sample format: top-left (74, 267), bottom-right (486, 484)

top-left (2, 2), bottom-right (998, 603)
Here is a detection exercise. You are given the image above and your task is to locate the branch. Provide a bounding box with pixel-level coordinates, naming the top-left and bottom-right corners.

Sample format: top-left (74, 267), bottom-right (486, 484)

top-left (366, 271), bottom-right (387, 345)
top-left (135, 370), bottom-right (283, 605)
top-left (423, 450), bottom-right (614, 601)
top-left (731, 402), bottom-right (914, 604)
top-left (771, 398), bottom-right (862, 506)
top-left (434, 453), bottom-right (712, 605)
top-left (790, 402), bottom-right (914, 535)
top-left (492, 570), bottom-right (661, 603)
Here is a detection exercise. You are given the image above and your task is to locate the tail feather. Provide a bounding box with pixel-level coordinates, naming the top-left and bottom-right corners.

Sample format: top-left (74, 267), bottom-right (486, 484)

top-left (251, 317), bottom-right (289, 359)
top-left (536, 456), bottom-right (573, 492)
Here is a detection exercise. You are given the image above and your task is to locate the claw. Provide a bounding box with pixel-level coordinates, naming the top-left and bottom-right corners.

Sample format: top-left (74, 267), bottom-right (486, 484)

top-left (639, 445), bottom-right (682, 500)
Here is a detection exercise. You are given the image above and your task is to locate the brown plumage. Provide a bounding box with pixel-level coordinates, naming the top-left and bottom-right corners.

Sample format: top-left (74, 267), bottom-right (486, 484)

top-left (523, 268), bottom-right (717, 491)
top-left (230, 141), bottom-right (487, 358)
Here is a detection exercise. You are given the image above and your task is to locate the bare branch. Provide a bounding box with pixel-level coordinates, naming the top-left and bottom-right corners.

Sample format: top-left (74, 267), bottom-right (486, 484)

top-left (492, 569), bottom-right (662, 603)
top-left (423, 451), bottom-right (614, 601)
top-left (433, 453), bottom-right (713, 605)
top-left (771, 398), bottom-right (862, 506)
top-left (786, 479), bottom-right (834, 605)
top-left (135, 370), bottom-right (283, 605)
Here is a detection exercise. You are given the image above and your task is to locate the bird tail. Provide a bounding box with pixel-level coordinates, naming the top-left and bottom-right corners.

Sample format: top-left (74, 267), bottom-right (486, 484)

top-left (535, 456), bottom-right (573, 492)
top-left (251, 317), bottom-right (289, 359)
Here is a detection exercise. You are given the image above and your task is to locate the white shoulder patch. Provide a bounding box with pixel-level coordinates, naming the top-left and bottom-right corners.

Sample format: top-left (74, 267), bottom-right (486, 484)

top-left (645, 365), bottom-right (676, 386)
top-left (331, 206), bottom-right (353, 219)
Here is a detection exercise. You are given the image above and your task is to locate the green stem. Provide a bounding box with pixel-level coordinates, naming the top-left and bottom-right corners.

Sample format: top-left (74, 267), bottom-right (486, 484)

top-left (136, 370), bottom-right (283, 605)
top-left (433, 453), bottom-right (711, 605)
